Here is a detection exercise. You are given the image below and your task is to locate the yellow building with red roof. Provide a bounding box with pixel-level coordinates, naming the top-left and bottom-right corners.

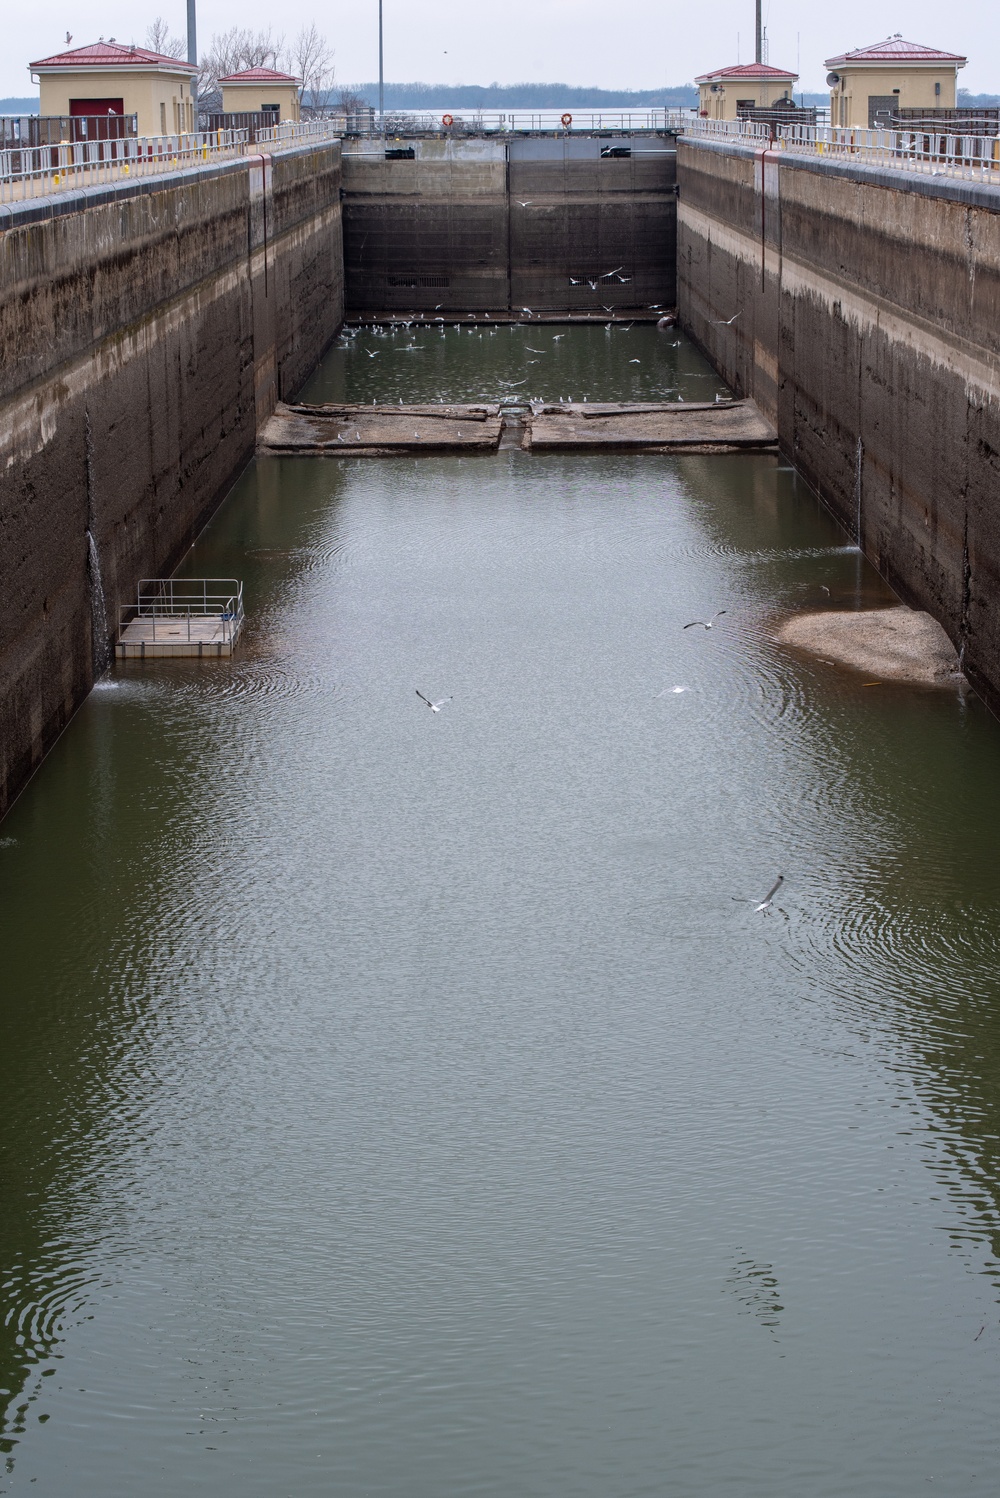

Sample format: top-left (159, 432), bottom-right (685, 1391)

top-left (825, 35), bottom-right (967, 129)
top-left (30, 40), bottom-right (198, 135)
top-left (696, 62), bottom-right (799, 121)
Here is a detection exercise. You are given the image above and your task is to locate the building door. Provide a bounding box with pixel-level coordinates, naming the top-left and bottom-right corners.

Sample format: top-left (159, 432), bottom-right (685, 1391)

top-left (868, 95), bottom-right (897, 129)
top-left (69, 98), bottom-right (124, 116)
top-left (68, 99), bottom-right (126, 140)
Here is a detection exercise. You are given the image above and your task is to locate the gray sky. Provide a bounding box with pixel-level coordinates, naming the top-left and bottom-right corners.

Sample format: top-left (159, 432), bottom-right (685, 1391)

top-left (5, 1), bottom-right (997, 98)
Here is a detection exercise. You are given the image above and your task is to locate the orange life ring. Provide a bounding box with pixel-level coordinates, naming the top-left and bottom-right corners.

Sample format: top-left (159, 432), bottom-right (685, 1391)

top-left (560, 112), bottom-right (573, 128)
top-left (442, 113), bottom-right (454, 127)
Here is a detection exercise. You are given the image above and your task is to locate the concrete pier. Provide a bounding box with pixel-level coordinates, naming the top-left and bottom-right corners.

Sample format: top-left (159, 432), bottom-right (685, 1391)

top-left (677, 135), bottom-right (1000, 709)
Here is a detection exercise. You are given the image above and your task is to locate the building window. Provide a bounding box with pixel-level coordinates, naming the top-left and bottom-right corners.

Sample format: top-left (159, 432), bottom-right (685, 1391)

top-left (160, 102), bottom-right (166, 134)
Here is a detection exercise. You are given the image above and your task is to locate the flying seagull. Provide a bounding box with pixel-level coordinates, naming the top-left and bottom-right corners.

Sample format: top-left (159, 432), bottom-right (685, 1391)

top-left (517, 200), bottom-right (533, 207)
top-left (416, 690), bottom-right (452, 712)
top-left (683, 611), bottom-right (727, 630)
top-left (712, 311), bottom-right (742, 325)
top-left (754, 875), bottom-right (784, 914)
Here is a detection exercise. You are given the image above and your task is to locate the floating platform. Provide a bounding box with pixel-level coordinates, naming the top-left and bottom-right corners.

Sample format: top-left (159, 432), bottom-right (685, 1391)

top-left (117, 579), bottom-right (244, 659)
top-left (258, 402), bottom-right (503, 456)
top-left (523, 399), bottom-right (777, 452)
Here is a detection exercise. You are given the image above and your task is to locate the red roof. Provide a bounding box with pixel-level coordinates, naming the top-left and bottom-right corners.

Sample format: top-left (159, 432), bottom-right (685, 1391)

top-left (219, 67), bottom-right (300, 84)
top-left (30, 40), bottom-right (196, 72)
top-left (825, 35), bottom-right (966, 67)
top-left (695, 62), bottom-right (798, 84)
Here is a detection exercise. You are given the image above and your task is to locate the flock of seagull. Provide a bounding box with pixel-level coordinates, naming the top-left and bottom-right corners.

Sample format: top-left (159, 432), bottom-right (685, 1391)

top-left (342, 319), bottom-right (781, 916)
top-left (415, 606), bottom-right (785, 917)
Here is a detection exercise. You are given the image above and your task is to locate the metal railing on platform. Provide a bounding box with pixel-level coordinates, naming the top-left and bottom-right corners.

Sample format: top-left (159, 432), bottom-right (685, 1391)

top-left (120, 578), bottom-right (245, 646)
top-left (688, 117), bottom-right (1000, 183)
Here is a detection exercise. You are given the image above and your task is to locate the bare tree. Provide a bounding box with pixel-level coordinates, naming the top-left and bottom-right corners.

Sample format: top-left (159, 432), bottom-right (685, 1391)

top-left (291, 24), bottom-right (335, 113)
top-left (145, 17), bottom-right (186, 59)
top-left (336, 89), bottom-right (370, 116)
top-left (198, 27), bottom-right (286, 105)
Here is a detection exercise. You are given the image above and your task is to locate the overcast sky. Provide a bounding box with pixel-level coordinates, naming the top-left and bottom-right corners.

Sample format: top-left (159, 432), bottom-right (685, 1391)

top-left (5, 0), bottom-right (997, 98)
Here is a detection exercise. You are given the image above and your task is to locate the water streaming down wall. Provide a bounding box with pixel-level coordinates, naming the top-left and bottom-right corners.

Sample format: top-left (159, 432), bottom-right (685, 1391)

top-left (85, 532), bottom-right (109, 679)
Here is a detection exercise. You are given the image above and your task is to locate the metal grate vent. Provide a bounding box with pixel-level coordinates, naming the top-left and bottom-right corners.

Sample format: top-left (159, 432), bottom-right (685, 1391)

top-left (386, 275), bottom-right (451, 288)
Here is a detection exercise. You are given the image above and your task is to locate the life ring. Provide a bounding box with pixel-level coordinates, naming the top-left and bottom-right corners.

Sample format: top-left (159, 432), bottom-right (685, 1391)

top-left (560, 112), bottom-right (573, 128)
top-left (442, 113), bottom-right (454, 127)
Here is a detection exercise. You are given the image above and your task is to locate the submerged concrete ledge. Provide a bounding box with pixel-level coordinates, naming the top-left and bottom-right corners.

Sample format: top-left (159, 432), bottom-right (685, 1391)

top-left (777, 608), bottom-right (961, 685)
top-left (524, 398), bottom-right (776, 451)
top-left (259, 401), bottom-right (503, 454)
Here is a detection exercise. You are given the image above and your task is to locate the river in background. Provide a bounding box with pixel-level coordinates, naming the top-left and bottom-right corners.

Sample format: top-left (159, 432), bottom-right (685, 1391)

top-left (2, 323), bottom-right (1000, 1495)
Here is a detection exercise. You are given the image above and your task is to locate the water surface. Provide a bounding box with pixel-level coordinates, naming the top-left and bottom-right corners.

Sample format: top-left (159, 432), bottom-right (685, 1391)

top-left (2, 324), bottom-right (1000, 1495)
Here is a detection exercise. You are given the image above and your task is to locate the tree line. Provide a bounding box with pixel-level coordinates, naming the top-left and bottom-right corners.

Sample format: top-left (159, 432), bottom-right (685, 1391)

top-left (146, 19), bottom-right (338, 113)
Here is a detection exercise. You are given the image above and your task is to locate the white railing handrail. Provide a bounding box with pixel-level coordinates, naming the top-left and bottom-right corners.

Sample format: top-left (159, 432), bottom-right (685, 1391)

top-left (0, 120), bottom-right (343, 204)
top-left (687, 116), bottom-right (1000, 184)
top-left (343, 107), bottom-right (694, 136)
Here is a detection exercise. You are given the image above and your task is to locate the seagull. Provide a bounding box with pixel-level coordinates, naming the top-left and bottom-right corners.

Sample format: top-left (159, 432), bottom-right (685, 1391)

top-left (416, 690), bottom-right (452, 712)
top-left (629, 358), bottom-right (641, 364)
top-left (365, 349), bottom-right (379, 358)
top-left (507, 378), bottom-right (527, 385)
top-left (587, 279), bottom-right (599, 291)
top-left (604, 265), bottom-right (624, 277)
top-left (517, 200), bottom-right (533, 207)
top-left (654, 685), bottom-right (687, 697)
top-left (683, 611), bottom-right (727, 630)
top-left (551, 334), bottom-right (564, 340)
top-left (521, 307), bottom-right (533, 316)
top-left (602, 305), bottom-right (615, 313)
top-left (525, 347), bottom-right (546, 353)
top-left (712, 311), bottom-right (742, 325)
top-left (754, 875), bottom-right (785, 914)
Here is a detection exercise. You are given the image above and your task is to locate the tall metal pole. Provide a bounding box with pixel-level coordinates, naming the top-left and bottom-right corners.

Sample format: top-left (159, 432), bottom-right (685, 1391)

top-left (378, 0), bottom-right (384, 131)
top-left (755, 0), bottom-right (762, 64)
top-left (187, 0), bottom-right (198, 127)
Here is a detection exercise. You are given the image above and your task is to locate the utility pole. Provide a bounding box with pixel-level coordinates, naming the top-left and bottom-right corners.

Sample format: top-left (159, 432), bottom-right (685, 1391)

top-left (378, 0), bottom-right (385, 132)
top-left (187, 0), bottom-right (198, 126)
top-left (755, 0), bottom-right (762, 64)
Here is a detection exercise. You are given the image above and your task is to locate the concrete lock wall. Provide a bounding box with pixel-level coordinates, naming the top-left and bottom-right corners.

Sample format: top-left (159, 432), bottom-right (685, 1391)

top-left (677, 136), bottom-right (1000, 707)
top-left (0, 141), bottom-right (344, 817)
top-left (341, 136), bottom-right (677, 314)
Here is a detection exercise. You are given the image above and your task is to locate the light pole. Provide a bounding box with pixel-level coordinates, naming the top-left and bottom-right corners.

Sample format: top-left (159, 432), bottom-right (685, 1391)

top-left (187, 0), bottom-right (198, 126)
top-left (378, 0), bottom-right (384, 132)
top-left (755, 0), bottom-right (762, 64)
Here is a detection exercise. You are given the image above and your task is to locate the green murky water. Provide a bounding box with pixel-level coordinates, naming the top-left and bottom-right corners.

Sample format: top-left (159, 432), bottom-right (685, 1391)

top-left (2, 324), bottom-right (1000, 1495)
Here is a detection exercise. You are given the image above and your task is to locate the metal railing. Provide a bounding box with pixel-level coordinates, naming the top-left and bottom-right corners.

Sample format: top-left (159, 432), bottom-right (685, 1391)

top-left (120, 578), bottom-right (245, 645)
top-left (0, 113), bottom-right (138, 149)
top-left (338, 108), bottom-right (694, 137)
top-left (688, 116), bottom-right (1000, 183)
top-left (0, 118), bottom-right (347, 203)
